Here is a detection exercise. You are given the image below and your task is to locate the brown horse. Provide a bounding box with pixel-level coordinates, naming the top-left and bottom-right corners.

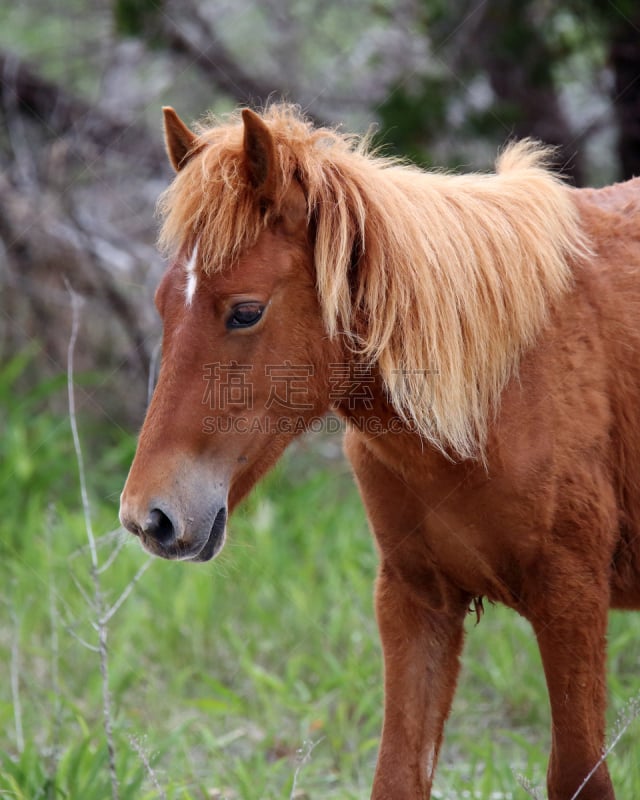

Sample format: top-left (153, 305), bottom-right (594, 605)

top-left (120, 103), bottom-right (640, 799)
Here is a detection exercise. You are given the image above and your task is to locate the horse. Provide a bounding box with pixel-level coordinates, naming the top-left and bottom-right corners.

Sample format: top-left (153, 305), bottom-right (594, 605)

top-left (119, 103), bottom-right (640, 800)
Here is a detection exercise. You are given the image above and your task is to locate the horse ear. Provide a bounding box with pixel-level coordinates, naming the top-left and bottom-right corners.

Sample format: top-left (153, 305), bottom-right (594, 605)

top-left (163, 107), bottom-right (199, 172)
top-left (242, 108), bottom-right (278, 202)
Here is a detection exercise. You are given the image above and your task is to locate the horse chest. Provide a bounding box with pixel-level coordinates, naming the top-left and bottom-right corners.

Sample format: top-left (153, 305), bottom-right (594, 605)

top-left (419, 500), bottom-right (532, 606)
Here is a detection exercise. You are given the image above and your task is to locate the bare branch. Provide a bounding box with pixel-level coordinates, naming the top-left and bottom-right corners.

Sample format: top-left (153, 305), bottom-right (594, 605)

top-left (160, 3), bottom-right (282, 106)
top-left (0, 49), bottom-right (166, 171)
top-left (66, 626), bottom-right (101, 654)
top-left (100, 558), bottom-right (153, 626)
top-left (97, 534), bottom-right (129, 574)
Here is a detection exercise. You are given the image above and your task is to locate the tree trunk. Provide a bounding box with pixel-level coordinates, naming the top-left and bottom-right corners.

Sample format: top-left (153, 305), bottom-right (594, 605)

top-left (610, 9), bottom-right (640, 179)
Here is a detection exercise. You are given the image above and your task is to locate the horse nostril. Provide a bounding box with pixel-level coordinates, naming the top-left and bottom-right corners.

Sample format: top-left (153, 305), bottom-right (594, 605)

top-left (143, 508), bottom-right (176, 545)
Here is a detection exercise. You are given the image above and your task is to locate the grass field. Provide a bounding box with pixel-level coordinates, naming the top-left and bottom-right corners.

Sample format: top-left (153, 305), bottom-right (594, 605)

top-left (1, 353), bottom-right (639, 799)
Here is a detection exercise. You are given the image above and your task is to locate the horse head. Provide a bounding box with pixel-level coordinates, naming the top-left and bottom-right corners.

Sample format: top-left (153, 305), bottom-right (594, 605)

top-left (119, 108), bottom-right (340, 561)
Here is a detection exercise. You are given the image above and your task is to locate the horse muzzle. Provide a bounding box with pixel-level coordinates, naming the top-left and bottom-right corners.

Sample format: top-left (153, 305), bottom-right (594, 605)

top-left (120, 499), bottom-right (227, 562)
top-left (119, 465), bottom-right (229, 562)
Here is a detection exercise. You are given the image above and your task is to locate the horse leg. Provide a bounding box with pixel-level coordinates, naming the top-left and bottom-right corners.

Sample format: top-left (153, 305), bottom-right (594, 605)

top-left (528, 559), bottom-right (615, 800)
top-left (344, 433), bottom-right (468, 799)
top-left (372, 565), bottom-right (468, 800)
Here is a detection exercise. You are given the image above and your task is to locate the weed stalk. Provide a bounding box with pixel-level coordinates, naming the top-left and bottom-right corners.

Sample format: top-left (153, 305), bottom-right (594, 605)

top-left (66, 287), bottom-right (119, 800)
top-left (9, 590), bottom-right (24, 755)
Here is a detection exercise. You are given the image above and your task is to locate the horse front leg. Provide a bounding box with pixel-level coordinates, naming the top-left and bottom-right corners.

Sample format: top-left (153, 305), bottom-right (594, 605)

top-left (529, 560), bottom-right (615, 800)
top-left (344, 432), bottom-right (469, 798)
top-left (372, 565), bottom-right (468, 800)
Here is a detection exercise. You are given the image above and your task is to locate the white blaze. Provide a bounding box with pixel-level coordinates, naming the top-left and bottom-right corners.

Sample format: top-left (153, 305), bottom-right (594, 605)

top-left (184, 241), bottom-right (199, 306)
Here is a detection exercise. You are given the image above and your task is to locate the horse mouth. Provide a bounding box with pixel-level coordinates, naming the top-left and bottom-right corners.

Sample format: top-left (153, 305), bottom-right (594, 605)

top-left (189, 506), bottom-right (227, 562)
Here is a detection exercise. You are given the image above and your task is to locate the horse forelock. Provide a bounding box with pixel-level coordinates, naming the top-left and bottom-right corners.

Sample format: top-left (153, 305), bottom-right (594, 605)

top-left (157, 104), bottom-right (591, 459)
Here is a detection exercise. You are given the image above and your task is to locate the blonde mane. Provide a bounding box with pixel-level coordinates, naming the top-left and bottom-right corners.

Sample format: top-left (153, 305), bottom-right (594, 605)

top-left (158, 104), bottom-right (589, 458)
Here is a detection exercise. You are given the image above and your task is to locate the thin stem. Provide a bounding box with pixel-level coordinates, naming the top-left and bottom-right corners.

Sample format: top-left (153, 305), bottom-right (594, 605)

top-left (129, 736), bottom-right (167, 800)
top-left (46, 507), bottom-right (62, 778)
top-left (66, 287), bottom-right (98, 573)
top-left (101, 559), bottom-right (152, 626)
top-left (10, 599), bottom-right (24, 754)
top-left (569, 692), bottom-right (640, 800)
top-left (66, 285), bottom-right (119, 800)
top-left (289, 738), bottom-right (323, 800)
top-left (65, 626), bottom-right (100, 654)
top-left (98, 535), bottom-right (128, 574)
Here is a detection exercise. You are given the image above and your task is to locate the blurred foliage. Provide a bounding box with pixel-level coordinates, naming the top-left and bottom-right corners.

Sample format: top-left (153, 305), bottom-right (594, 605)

top-left (0, 350), bottom-right (72, 550)
top-left (375, 76), bottom-right (449, 168)
top-left (0, 349), bottom-right (136, 554)
top-left (114, 0), bottom-right (164, 43)
top-left (374, 0), bottom-right (635, 182)
top-left (0, 0), bottom-right (635, 410)
top-left (1, 0), bottom-right (635, 180)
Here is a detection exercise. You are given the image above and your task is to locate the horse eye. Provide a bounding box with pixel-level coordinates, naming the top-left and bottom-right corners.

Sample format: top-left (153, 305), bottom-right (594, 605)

top-left (227, 302), bottom-right (265, 330)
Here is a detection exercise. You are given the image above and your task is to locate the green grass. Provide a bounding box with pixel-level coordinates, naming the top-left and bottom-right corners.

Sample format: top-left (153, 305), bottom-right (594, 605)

top-left (1, 355), bottom-right (640, 799)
